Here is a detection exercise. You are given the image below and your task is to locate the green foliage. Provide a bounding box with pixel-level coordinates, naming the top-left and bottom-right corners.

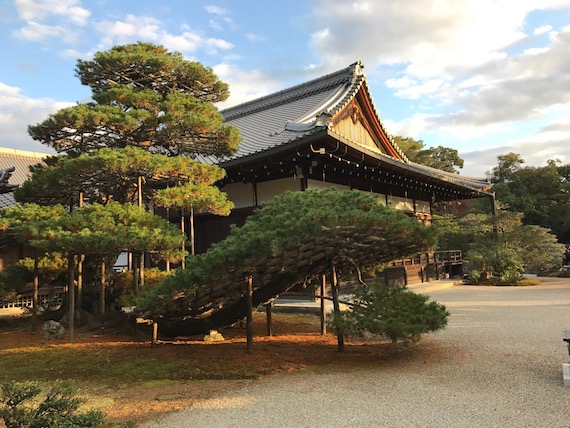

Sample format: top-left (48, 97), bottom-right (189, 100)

top-left (29, 42), bottom-right (240, 157)
top-left (332, 283), bottom-right (449, 343)
top-left (142, 189), bottom-right (436, 311)
top-left (0, 203), bottom-right (185, 261)
top-left (393, 136), bottom-right (464, 173)
top-left (434, 210), bottom-right (564, 280)
top-left (0, 254), bottom-right (66, 302)
top-left (15, 147), bottom-right (231, 214)
top-left (466, 242), bottom-right (524, 283)
top-left (489, 153), bottom-right (570, 243)
top-left (110, 268), bottom-right (173, 307)
top-left (0, 380), bottom-right (105, 428)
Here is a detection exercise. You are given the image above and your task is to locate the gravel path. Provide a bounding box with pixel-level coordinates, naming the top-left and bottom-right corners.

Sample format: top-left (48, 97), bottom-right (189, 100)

top-left (143, 276), bottom-right (570, 427)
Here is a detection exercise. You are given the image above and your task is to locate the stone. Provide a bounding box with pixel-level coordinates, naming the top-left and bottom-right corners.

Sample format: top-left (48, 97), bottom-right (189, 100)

top-left (204, 330), bottom-right (224, 342)
top-left (42, 320), bottom-right (65, 340)
top-left (563, 363), bottom-right (570, 387)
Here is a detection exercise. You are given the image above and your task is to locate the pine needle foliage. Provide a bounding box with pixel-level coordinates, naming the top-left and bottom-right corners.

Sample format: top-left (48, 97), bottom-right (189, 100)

top-left (28, 42), bottom-right (241, 157)
top-left (143, 189), bottom-right (436, 313)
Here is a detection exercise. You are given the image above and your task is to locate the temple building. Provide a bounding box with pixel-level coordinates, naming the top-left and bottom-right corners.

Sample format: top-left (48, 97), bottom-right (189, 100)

top-left (194, 61), bottom-right (491, 258)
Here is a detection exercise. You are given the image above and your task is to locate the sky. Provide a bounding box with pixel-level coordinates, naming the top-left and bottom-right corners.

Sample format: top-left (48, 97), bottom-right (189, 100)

top-left (1, 0), bottom-right (570, 177)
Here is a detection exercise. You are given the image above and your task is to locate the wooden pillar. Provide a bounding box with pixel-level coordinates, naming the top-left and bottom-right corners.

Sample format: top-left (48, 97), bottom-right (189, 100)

top-left (67, 253), bottom-right (75, 341)
top-left (151, 322), bottom-right (158, 347)
top-left (320, 273), bottom-right (327, 335)
top-left (331, 263), bottom-right (344, 352)
top-left (31, 254), bottom-right (39, 334)
top-left (265, 302), bottom-right (273, 337)
top-left (246, 276), bottom-right (253, 354)
top-left (99, 260), bottom-right (106, 324)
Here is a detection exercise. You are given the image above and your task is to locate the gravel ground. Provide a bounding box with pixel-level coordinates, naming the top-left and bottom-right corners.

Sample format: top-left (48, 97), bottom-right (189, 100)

top-left (143, 276), bottom-right (570, 428)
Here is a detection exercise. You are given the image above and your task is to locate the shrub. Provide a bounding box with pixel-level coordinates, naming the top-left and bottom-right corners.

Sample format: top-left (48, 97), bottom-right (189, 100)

top-left (466, 243), bottom-right (524, 284)
top-left (331, 283), bottom-right (449, 343)
top-left (0, 380), bottom-right (105, 428)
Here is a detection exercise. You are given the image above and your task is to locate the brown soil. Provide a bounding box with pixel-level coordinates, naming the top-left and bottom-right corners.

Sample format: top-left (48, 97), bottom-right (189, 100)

top-left (0, 313), bottom-right (453, 426)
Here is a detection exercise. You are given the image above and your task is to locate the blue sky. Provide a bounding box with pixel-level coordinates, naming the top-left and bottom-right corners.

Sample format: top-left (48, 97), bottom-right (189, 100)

top-left (1, 0), bottom-right (570, 177)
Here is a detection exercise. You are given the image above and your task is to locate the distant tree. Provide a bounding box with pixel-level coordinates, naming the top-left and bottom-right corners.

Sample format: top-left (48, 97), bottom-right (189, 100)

top-left (0, 203), bottom-right (185, 337)
top-left (29, 42), bottom-right (240, 157)
top-left (15, 147), bottom-right (231, 214)
top-left (488, 154), bottom-right (570, 243)
top-left (393, 136), bottom-right (464, 173)
top-left (434, 210), bottom-right (564, 281)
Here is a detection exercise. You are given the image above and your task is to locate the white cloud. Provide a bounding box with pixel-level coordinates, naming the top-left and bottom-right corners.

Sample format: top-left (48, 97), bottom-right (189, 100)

top-left (204, 5), bottom-right (229, 15)
top-left (0, 81), bottom-right (70, 153)
top-left (212, 64), bottom-right (284, 108)
top-left (14, 20), bottom-right (77, 42)
top-left (15, 0), bottom-right (90, 26)
top-left (94, 15), bottom-right (233, 55)
top-left (534, 25), bottom-right (553, 35)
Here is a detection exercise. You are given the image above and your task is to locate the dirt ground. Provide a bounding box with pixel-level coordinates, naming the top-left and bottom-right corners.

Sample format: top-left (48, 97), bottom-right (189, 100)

top-left (0, 313), bottom-right (439, 426)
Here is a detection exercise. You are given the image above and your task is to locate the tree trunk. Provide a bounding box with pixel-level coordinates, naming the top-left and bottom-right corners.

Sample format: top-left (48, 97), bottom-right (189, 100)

top-left (190, 206), bottom-right (195, 256)
top-left (99, 260), bottom-right (106, 324)
top-left (320, 273), bottom-right (327, 335)
top-left (76, 254), bottom-right (83, 325)
top-left (331, 263), bottom-right (344, 352)
top-left (180, 209), bottom-right (186, 269)
top-left (246, 276), bottom-right (253, 354)
top-left (68, 253), bottom-right (75, 341)
top-left (133, 253), bottom-right (139, 297)
top-left (31, 254), bottom-right (39, 334)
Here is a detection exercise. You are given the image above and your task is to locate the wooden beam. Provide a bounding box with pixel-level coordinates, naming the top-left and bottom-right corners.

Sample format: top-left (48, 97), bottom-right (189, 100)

top-left (246, 276), bottom-right (253, 354)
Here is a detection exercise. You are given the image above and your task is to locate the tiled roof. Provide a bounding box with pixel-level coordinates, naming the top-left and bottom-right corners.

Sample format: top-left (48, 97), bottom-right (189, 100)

top-left (0, 148), bottom-right (48, 208)
top-left (201, 61), bottom-right (489, 193)
top-left (0, 148), bottom-right (47, 186)
top-left (197, 62), bottom-right (369, 164)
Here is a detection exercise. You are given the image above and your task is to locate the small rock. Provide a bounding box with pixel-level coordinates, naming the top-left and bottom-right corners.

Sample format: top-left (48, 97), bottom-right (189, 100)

top-left (42, 320), bottom-right (65, 340)
top-left (204, 330), bottom-right (225, 342)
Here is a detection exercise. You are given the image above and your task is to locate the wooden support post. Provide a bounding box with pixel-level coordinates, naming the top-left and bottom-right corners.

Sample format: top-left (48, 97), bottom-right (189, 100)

top-left (246, 276), bottom-right (253, 354)
top-left (99, 260), bottom-right (106, 324)
top-left (67, 253), bottom-right (75, 341)
top-left (77, 192), bottom-right (84, 325)
top-left (320, 273), bottom-right (327, 335)
top-left (31, 255), bottom-right (39, 334)
top-left (180, 209), bottom-right (186, 270)
top-left (151, 322), bottom-right (158, 347)
top-left (133, 253), bottom-right (139, 297)
top-left (190, 206), bottom-right (195, 256)
top-left (76, 254), bottom-right (83, 325)
top-left (265, 302), bottom-right (272, 337)
top-left (331, 264), bottom-right (344, 352)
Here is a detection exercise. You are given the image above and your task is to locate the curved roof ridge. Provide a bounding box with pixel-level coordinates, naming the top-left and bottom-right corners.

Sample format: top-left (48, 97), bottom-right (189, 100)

top-left (222, 62), bottom-right (363, 121)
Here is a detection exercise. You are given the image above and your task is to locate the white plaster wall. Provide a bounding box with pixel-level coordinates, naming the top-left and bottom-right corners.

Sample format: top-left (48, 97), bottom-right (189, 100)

top-left (257, 177), bottom-right (302, 205)
top-left (221, 182), bottom-right (254, 208)
top-left (415, 200), bottom-right (431, 214)
top-left (306, 179), bottom-right (350, 191)
top-left (387, 195), bottom-right (414, 211)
